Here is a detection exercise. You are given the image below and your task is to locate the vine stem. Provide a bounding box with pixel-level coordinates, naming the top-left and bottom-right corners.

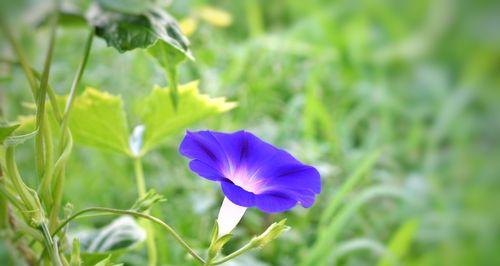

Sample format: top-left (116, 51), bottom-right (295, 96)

top-left (52, 207), bottom-right (206, 265)
top-left (41, 223), bottom-right (63, 266)
top-left (0, 58), bottom-right (62, 121)
top-left (167, 65), bottom-right (179, 109)
top-left (48, 27), bottom-right (93, 230)
top-left (58, 28), bottom-right (93, 152)
top-left (0, 18), bottom-right (38, 97)
top-left (211, 241), bottom-right (257, 265)
top-left (35, 0), bottom-right (60, 180)
top-left (134, 157), bottom-right (158, 266)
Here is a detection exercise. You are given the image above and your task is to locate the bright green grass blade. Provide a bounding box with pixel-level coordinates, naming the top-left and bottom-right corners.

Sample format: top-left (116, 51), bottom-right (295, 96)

top-left (377, 219), bottom-right (420, 266)
top-left (319, 149), bottom-right (383, 228)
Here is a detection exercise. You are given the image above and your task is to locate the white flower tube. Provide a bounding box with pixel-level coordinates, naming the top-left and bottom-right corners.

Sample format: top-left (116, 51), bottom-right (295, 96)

top-left (217, 197), bottom-right (247, 237)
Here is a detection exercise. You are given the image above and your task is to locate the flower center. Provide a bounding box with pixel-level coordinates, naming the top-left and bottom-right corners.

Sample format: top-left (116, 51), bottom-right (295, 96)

top-left (225, 167), bottom-right (264, 194)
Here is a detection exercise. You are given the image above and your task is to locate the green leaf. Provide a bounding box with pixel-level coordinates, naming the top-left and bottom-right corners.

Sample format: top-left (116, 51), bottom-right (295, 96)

top-left (135, 81), bottom-right (236, 154)
top-left (81, 253), bottom-right (108, 266)
top-left (96, 0), bottom-right (153, 15)
top-left (67, 87), bottom-right (130, 154)
top-left (81, 254), bottom-right (122, 266)
top-left (87, 3), bottom-right (192, 59)
top-left (76, 216), bottom-right (145, 253)
top-left (0, 123), bottom-right (20, 144)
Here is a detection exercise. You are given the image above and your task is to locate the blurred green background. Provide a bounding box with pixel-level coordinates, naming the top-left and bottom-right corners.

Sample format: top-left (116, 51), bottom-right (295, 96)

top-left (1, 0), bottom-right (499, 265)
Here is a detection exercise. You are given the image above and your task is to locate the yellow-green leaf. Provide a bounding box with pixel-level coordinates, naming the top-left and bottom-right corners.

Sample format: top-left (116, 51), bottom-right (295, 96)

top-left (136, 81), bottom-right (236, 154)
top-left (68, 88), bottom-right (130, 155)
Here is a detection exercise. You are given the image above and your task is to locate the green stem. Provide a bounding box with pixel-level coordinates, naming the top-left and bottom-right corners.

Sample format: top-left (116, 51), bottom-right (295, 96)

top-left (5, 147), bottom-right (36, 210)
top-left (32, 68), bottom-right (62, 122)
top-left (49, 132), bottom-right (72, 231)
top-left (134, 157), bottom-right (147, 197)
top-left (167, 66), bottom-right (178, 110)
top-left (49, 27), bottom-right (92, 231)
top-left (0, 182), bottom-right (26, 214)
top-left (14, 218), bottom-right (45, 243)
top-left (40, 115), bottom-right (55, 207)
top-left (58, 28), bottom-right (93, 152)
top-left (211, 241), bottom-right (256, 265)
top-left (0, 167), bottom-right (7, 229)
top-left (0, 18), bottom-right (38, 98)
top-left (35, 3), bottom-right (59, 180)
top-left (134, 157), bottom-right (157, 266)
top-left (41, 222), bottom-right (63, 266)
top-left (52, 207), bottom-right (205, 265)
top-left (0, 58), bottom-right (62, 122)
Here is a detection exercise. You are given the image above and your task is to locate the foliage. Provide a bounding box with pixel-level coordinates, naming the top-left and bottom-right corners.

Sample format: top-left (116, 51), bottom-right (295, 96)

top-left (1, 0), bottom-right (498, 265)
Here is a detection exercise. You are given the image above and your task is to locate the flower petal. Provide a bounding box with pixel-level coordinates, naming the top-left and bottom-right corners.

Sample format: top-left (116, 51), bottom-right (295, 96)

top-left (179, 130), bottom-right (322, 213)
top-left (188, 160), bottom-right (224, 181)
top-left (255, 193), bottom-right (297, 213)
top-left (220, 180), bottom-right (255, 207)
top-left (260, 164), bottom-right (322, 194)
top-left (179, 131), bottom-right (228, 171)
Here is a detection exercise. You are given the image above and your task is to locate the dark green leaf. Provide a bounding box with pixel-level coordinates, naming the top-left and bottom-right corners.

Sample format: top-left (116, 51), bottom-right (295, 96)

top-left (87, 3), bottom-right (192, 59)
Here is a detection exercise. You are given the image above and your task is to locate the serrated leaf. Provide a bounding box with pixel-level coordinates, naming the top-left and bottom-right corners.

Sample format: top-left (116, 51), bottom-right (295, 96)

top-left (135, 81), bottom-right (236, 154)
top-left (87, 3), bottom-right (192, 59)
top-left (67, 87), bottom-right (130, 154)
top-left (0, 123), bottom-right (20, 144)
top-left (75, 216), bottom-right (146, 253)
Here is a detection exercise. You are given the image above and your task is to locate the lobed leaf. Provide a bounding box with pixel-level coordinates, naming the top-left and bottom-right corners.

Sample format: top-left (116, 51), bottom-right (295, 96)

top-left (66, 87), bottom-right (130, 155)
top-left (135, 81), bottom-right (236, 154)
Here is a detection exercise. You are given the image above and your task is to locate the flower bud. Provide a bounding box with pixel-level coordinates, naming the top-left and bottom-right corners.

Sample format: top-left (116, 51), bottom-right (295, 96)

top-left (250, 219), bottom-right (290, 248)
top-left (130, 189), bottom-right (166, 212)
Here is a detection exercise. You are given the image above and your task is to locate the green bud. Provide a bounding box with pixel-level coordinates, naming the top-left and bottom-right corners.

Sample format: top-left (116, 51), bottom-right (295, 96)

top-left (25, 188), bottom-right (46, 227)
top-left (207, 221), bottom-right (233, 259)
top-left (250, 219), bottom-right (290, 248)
top-left (130, 189), bottom-right (166, 212)
top-left (64, 202), bottom-right (74, 218)
top-left (208, 234), bottom-right (232, 259)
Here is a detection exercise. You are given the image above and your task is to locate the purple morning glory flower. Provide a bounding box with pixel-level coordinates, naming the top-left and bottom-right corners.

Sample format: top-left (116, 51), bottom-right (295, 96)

top-left (179, 130), bottom-right (321, 235)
